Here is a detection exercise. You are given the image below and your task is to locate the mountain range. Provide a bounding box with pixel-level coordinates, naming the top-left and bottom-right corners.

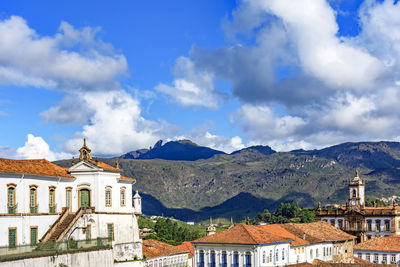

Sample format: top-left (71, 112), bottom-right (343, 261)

top-left (54, 140), bottom-right (400, 222)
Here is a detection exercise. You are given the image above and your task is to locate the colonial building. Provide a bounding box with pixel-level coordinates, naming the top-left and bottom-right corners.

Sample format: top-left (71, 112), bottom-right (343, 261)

top-left (192, 222), bottom-right (355, 267)
top-left (0, 139), bottom-right (143, 263)
top-left (354, 235), bottom-right (400, 265)
top-left (143, 239), bottom-right (190, 267)
top-left (317, 171), bottom-right (400, 243)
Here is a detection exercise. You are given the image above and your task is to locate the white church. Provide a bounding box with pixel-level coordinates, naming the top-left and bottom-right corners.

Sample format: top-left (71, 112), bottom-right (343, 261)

top-left (0, 139), bottom-right (143, 264)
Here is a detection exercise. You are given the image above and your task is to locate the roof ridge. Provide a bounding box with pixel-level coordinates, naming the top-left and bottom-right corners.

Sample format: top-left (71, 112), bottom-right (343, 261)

top-left (240, 224), bottom-right (259, 244)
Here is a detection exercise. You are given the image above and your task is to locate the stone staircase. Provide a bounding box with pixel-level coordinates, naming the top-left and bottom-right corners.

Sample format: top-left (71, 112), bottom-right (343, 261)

top-left (40, 207), bottom-right (94, 243)
top-left (46, 213), bottom-right (76, 242)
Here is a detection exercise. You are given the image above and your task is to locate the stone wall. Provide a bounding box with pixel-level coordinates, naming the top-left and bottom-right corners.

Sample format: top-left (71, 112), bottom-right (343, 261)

top-left (0, 248), bottom-right (113, 267)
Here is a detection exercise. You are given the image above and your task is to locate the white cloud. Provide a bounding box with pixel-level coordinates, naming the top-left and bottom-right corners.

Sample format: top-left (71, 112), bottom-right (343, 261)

top-left (60, 90), bottom-right (176, 156)
top-left (156, 57), bottom-right (224, 109)
top-left (15, 134), bottom-right (72, 161)
top-left (0, 16), bottom-right (127, 91)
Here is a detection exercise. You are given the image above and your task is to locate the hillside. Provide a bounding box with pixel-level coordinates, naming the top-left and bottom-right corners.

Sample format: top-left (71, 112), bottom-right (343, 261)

top-left (54, 141), bottom-right (400, 221)
top-left (120, 139), bottom-right (225, 161)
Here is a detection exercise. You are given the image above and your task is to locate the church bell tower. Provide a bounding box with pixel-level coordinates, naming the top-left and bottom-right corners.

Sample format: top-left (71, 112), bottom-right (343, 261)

top-left (348, 170), bottom-right (365, 208)
top-left (79, 138), bottom-right (92, 162)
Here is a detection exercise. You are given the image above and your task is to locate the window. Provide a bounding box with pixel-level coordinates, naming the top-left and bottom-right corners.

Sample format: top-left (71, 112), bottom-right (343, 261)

top-left (221, 251), bottom-right (227, 267)
top-left (352, 189), bottom-right (357, 198)
top-left (398, 221), bottom-right (400, 229)
top-left (7, 184), bottom-right (16, 214)
top-left (269, 250), bottom-right (272, 263)
top-left (210, 251), bottom-right (216, 267)
top-left (49, 186), bottom-right (56, 213)
top-left (357, 221), bottom-right (361, 230)
top-left (262, 251), bottom-right (266, 263)
top-left (376, 220), bottom-right (381, 232)
top-left (374, 254), bottom-right (379, 263)
top-left (383, 254), bottom-right (387, 264)
top-left (120, 188), bottom-right (126, 206)
top-left (107, 223), bottom-right (114, 241)
top-left (8, 228), bottom-right (16, 249)
top-left (391, 254), bottom-right (396, 263)
top-left (316, 248), bottom-right (319, 258)
top-left (366, 253), bottom-right (370, 261)
top-left (199, 251), bottom-right (205, 267)
top-left (338, 219), bottom-right (343, 230)
top-left (276, 249), bottom-right (279, 262)
top-left (29, 185), bottom-right (37, 213)
top-left (282, 248), bottom-right (285, 261)
top-left (66, 187), bottom-right (72, 211)
top-left (85, 224), bottom-right (91, 241)
top-left (323, 247), bottom-right (326, 257)
top-left (233, 252), bottom-right (238, 267)
top-left (155, 260), bottom-right (158, 267)
top-left (330, 219), bottom-right (335, 226)
top-left (105, 187), bottom-right (112, 207)
top-left (367, 220), bottom-right (372, 231)
top-left (385, 220), bottom-right (390, 232)
top-left (30, 226), bottom-right (38, 246)
top-left (310, 249), bottom-right (313, 259)
top-left (245, 252), bottom-right (251, 267)
top-left (357, 253), bottom-right (361, 258)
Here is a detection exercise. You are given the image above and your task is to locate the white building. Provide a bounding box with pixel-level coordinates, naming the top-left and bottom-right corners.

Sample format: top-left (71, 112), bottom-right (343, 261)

top-left (0, 139), bottom-right (142, 263)
top-left (143, 239), bottom-right (190, 267)
top-left (192, 222), bottom-right (355, 267)
top-left (354, 235), bottom-right (400, 265)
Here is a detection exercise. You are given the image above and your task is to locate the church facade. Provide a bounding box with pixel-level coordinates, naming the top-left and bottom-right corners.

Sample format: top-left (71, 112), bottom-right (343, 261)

top-left (0, 140), bottom-right (143, 263)
top-left (317, 171), bottom-right (400, 243)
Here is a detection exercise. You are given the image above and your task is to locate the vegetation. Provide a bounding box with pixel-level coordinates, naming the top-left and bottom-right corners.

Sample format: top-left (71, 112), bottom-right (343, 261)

top-left (254, 203), bottom-right (318, 224)
top-left (55, 141), bottom-right (400, 221)
top-left (140, 217), bottom-right (205, 245)
top-left (365, 198), bottom-right (390, 207)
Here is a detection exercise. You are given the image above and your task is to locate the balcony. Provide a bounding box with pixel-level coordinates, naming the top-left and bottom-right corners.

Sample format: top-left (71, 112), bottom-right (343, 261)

top-left (30, 205), bottom-right (38, 214)
top-left (7, 204), bottom-right (17, 214)
top-left (49, 204), bottom-right (57, 214)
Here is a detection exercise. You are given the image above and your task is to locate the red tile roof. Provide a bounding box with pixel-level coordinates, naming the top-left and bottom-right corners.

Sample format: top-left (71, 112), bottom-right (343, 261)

top-left (0, 158), bottom-right (74, 178)
top-left (193, 224), bottom-right (298, 245)
top-left (355, 236), bottom-right (400, 252)
top-left (143, 239), bottom-right (190, 259)
top-left (280, 221), bottom-right (355, 243)
top-left (177, 242), bottom-right (194, 257)
top-left (89, 160), bottom-right (122, 172)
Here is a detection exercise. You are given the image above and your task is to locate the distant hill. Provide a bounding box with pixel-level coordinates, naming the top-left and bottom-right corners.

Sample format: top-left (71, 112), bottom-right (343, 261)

top-left (120, 140), bottom-right (225, 161)
top-left (55, 141), bottom-right (400, 222)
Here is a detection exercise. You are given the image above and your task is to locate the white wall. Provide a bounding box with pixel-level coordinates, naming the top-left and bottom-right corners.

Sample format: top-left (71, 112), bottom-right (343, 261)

top-left (355, 250), bottom-right (400, 265)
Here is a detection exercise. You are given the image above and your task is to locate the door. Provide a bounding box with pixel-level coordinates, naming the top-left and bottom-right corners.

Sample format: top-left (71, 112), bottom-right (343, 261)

top-left (9, 228), bottom-right (16, 248)
top-left (31, 227), bottom-right (37, 246)
top-left (80, 189), bottom-right (90, 208)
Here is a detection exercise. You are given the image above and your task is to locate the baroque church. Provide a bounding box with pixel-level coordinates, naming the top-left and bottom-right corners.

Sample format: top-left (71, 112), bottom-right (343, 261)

top-left (0, 139), bottom-right (143, 264)
top-left (317, 171), bottom-right (400, 243)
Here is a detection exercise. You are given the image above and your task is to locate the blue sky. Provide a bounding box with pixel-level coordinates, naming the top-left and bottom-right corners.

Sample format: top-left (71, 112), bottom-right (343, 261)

top-left (1, 0), bottom-right (400, 159)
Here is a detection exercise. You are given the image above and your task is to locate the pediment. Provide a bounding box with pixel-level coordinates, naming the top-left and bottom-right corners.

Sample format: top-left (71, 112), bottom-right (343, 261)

top-left (68, 161), bottom-right (103, 172)
top-left (344, 207), bottom-right (365, 216)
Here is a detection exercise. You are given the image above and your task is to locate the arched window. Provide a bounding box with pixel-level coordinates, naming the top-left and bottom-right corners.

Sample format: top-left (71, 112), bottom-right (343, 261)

top-left (210, 250), bottom-right (216, 267)
top-left (221, 251), bottom-right (227, 267)
top-left (7, 183), bottom-right (16, 214)
top-left (245, 252), bottom-right (251, 267)
top-left (199, 250), bottom-right (205, 267)
top-left (120, 187), bottom-right (126, 207)
top-left (155, 260), bottom-right (158, 267)
top-left (49, 186), bottom-right (56, 213)
top-left (233, 251), bottom-right (239, 267)
top-left (105, 186), bottom-right (112, 207)
top-left (352, 189), bottom-right (357, 198)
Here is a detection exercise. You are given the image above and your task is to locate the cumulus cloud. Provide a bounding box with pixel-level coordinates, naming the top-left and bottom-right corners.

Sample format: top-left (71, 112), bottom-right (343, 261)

top-left (0, 16), bottom-right (127, 91)
top-left (161, 0), bottom-right (400, 150)
top-left (15, 134), bottom-right (72, 161)
top-left (156, 56), bottom-right (226, 109)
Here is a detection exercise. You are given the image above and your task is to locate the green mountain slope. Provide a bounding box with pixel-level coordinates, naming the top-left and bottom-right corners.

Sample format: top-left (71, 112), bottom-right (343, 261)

top-left (54, 141), bottom-right (400, 221)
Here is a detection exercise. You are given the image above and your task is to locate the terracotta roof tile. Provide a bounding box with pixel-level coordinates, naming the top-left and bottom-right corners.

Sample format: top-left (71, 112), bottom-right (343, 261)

top-left (0, 158), bottom-right (74, 178)
top-left (280, 221), bottom-right (355, 243)
top-left (89, 160), bottom-right (122, 172)
top-left (177, 242), bottom-right (194, 257)
top-left (120, 175), bottom-right (136, 182)
top-left (143, 239), bottom-right (190, 259)
top-left (193, 224), bottom-right (298, 245)
top-left (355, 236), bottom-right (400, 252)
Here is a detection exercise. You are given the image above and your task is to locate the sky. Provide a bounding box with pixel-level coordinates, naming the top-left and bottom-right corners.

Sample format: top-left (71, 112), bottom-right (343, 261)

top-left (1, 0), bottom-right (400, 160)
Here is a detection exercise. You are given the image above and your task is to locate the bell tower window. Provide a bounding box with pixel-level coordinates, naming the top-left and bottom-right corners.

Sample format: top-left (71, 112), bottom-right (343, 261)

top-left (352, 189), bottom-right (357, 198)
